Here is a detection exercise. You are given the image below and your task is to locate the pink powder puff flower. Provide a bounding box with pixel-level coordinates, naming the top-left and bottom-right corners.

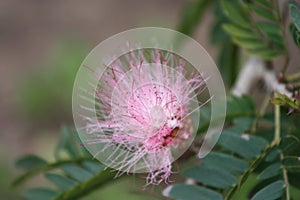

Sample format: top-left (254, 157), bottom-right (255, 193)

top-left (80, 48), bottom-right (208, 186)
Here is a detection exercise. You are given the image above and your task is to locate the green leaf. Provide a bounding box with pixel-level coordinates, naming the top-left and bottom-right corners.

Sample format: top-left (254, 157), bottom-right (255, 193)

top-left (233, 117), bottom-right (255, 131)
top-left (251, 180), bottom-right (285, 200)
top-left (55, 126), bottom-right (80, 159)
top-left (45, 173), bottom-right (78, 190)
top-left (271, 92), bottom-right (300, 109)
top-left (15, 155), bottom-right (47, 170)
top-left (222, 0), bottom-right (250, 28)
top-left (228, 96), bottom-right (255, 114)
top-left (218, 131), bottom-right (268, 159)
top-left (23, 188), bottom-right (57, 200)
top-left (232, 37), bottom-right (267, 49)
top-left (167, 184), bottom-right (223, 200)
top-left (280, 136), bottom-right (300, 156)
top-left (256, 22), bottom-right (284, 49)
top-left (247, 4), bottom-right (277, 21)
top-left (289, 24), bottom-right (300, 47)
top-left (265, 147), bottom-right (279, 162)
top-left (289, 0), bottom-right (300, 31)
top-left (82, 161), bottom-right (105, 174)
top-left (288, 172), bottom-right (300, 189)
top-left (245, 48), bottom-right (279, 59)
top-left (183, 166), bottom-right (237, 189)
top-left (222, 24), bottom-right (257, 39)
top-left (257, 163), bottom-right (281, 180)
top-left (61, 164), bottom-right (94, 181)
top-left (222, 0), bottom-right (286, 58)
top-left (257, 22), bottom-right (282, 37)
top-left (202, 152), bottom-right (249, 175)
top-left (282, 156), bottom-right (300, 173)
top-left (198, 96), bottom-right (256, 133)
top-left (270, 97), bottom-right (286, 106)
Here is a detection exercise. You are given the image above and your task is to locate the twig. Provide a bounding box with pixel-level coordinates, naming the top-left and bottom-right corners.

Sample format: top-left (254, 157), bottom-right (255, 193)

top-left (272, 104), bottom-right (281, 146)
top-left (280, 151), bottom-right (290, 200)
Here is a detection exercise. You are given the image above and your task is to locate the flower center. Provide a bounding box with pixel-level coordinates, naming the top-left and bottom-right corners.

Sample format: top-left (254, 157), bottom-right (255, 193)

top-left (150, 105), bottom-right (167, 128)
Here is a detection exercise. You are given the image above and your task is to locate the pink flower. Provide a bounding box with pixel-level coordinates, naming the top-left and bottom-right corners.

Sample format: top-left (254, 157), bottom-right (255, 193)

top-left (81, 48), bottom-right (207, 186)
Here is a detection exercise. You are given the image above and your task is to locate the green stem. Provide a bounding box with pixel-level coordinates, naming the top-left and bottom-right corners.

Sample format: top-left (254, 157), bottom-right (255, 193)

top-left (225, 145), bottom-right (274, 200)
top-left (280, 151), bottom-right (290, 200)
top-left (272, 104), bottom-right (281, 146)
top-left (226, 99), bottom-right (281, 199)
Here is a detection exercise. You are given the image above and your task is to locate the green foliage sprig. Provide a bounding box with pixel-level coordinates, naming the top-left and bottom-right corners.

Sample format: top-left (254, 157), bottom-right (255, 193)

top-left (13, 127), bottom-right (115, 200)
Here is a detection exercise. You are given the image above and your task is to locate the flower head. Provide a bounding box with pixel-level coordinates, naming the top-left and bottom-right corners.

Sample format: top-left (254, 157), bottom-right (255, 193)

top-left (80, 48), bottom-right (207, 186)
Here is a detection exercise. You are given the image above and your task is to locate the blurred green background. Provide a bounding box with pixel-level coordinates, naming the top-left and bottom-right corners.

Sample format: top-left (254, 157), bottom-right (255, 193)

top-left (0, 0), bottom-right (216, 199)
